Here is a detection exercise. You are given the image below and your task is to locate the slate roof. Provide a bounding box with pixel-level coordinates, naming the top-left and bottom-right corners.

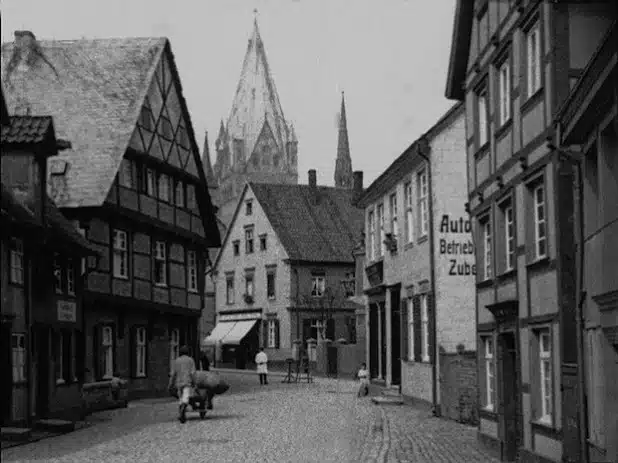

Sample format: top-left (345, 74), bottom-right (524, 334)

top-left (1, 115), bottom-right (54, 144)
top-left (249, 183), bottom-right (364, 263)
top-left (0, 36), bottom-right (168, 208)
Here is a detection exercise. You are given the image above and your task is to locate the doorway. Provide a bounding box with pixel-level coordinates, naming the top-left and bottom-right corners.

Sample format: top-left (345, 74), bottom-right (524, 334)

top-left (390, 289), bottom-right (401, 386)
top-left (369, 304), bottom-right (378, 379)
top-left (1, 322), bottom-right (11, 425)
top-left (498, 332), bottom-right (521, 462)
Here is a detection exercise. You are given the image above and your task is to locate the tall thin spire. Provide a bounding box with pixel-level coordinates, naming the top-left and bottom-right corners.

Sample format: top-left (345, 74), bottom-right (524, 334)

top-left (202, 130), bottom-right (216, 188)
top-left (335, 91), bottom-right (353, 188)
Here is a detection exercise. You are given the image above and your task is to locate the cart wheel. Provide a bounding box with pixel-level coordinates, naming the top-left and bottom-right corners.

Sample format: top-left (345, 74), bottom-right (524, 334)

top-left (199, 411), bottom-right (206, 419)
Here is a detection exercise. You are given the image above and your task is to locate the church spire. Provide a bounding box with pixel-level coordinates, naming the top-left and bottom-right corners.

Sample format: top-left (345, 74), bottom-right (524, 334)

top-left (335, 91), bottom-right (353, 188)
top-left (202, 130), bottom-right (216, 189)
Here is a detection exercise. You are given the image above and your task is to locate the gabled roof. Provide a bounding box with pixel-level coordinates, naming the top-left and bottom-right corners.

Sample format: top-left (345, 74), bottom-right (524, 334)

top-left (224, 19), bottom-right (292, 160)
top-left (1, 115), bottom-right (54, 144)
top-left (1, 36), bottom-right (166, 208)
top-left (1, 36), bottom-right (215, 217)
top-left (445, 0), bottom-right (474, 101)
top-left (250, 183), bottom-right (364, 263)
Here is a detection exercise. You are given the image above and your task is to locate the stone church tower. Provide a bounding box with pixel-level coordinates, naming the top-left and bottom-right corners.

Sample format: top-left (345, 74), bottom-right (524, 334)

top-left (212, 18), bottom-right (298, 227)
top-left (334, 92), bottom-right (353, 188)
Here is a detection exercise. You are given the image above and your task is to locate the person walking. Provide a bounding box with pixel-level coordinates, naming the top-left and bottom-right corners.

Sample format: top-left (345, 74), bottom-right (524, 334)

top-left (357, 362), bottom-right (370, 397)
top-left (168, 345), bottom-right (196, 423)
top-left (255, 347), bottom-right (268, 385)
top-left (199, 350), bottom-right (211, 371)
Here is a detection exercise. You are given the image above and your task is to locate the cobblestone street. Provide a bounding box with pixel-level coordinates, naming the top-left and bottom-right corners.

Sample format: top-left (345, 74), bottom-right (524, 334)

top-left (1, 372), bottom-right (498, 463)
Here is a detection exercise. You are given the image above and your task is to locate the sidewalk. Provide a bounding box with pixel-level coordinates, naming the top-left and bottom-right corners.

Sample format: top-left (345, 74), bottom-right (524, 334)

top-left (1, 421), bottom-right (91, 451)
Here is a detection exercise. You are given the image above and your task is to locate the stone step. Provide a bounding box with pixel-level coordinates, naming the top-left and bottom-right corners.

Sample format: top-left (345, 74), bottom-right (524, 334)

top-left (381, 389), bottom-right (402, 398)
top-left (1, 427), bottom-right (32, 442)
top-left (372, 396), bottom-right (404, 405)
top-left (34, 419), bottom-right (75, 433)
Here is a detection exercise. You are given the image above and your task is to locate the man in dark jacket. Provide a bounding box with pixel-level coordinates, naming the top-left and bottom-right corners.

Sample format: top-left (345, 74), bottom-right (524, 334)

top-left (199, 350), bottom-right (211, 371)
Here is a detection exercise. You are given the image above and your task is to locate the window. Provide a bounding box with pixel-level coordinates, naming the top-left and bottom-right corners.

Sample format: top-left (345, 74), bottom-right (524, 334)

top-left (113, 230), bottom-right (129, 279)
top-left (377, 204), bottom-right (384, 256)
top-left (186, 185), bottom-right (196, 210)
top-left (267, 271), bottom-right (276, 300)
top-left (11, 333), bottom-right (26, 383)
top-left (389, 193), bottom-right (398, 240)
top-left (169, 328), bottom-right (180, 373)
top-left (245, 200), bottom-right (253, 216)
top-left (417, 170), bottom-right (428, 237)
top-left (9, 238), bottom-right (24, 284)
top-left (175, 180), bottom-right (185, 207)
top-left (420, 294), bottom-right (429, 362)
top-left (158, 173), bottom-right (170, 202)
top-left (67, 258), bottom-right (76, 295)
top-left (267, 319), bottom-right (277, 348)
top-left (233, 240), bottom-right (240, 257)
top-left (154, 241), bottom-right (167, 286)
top-left (407, 299), bottom-right (414, 361)
top-left (538, 330), bottom-right (553, 423)
top-left (483, 336), bottom-right (495, 410)
top-left (344, 272), bottom-right (355, 297)
top-left (311, 274), bottom-right (326, 297)
top-left (526, 23), bottom-right (542, 97)
top-left (245, 273), bottom-right (254, 298)
top-left (146, 168), bottom-right (157, 196)
top-left (368, 210), bottom-right (376, 260)
top-left (245, 228), bottom-right (254, 254)
top-left (477, 89), bottom-right (488, 147)
top-left (482, 217), bottom-right (493, 280)
top-left (504, 205), bottom-right (515, 271)
top-left (102, 326), bottom-right (114, 379)
top-left (226, 275), bottom-right (235, 304)
top-left (346, 316), bottom-right (357, 344)
top-left (135, 327), bottom-right (147, 378)
top-left (187, 250), bottom-right (198, 292)
top-left (404, 182), bottom-right (413, 243)
top-left (54, 254), bottom-right (63, 293)
top-left (118, 158), bottom-right (135, 189)
top-left (259, 234), bottom-right (267, 251)
top-left (498, 59), bottom-right (511, 125)
top-left (533, 185), bottom-right (547, 259)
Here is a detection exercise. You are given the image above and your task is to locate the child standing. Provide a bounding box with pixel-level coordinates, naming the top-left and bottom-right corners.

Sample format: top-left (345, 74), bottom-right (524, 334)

top-left (357, 362), bottom-right (369, 397)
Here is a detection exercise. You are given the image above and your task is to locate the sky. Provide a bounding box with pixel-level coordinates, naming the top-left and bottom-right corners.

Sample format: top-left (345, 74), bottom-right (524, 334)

top-left (1, 0), bottom-right (457, 187)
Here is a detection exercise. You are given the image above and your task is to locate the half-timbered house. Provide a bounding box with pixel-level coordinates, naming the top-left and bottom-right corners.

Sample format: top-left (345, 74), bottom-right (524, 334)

top-left (1, 31), bottom-right (220, 400)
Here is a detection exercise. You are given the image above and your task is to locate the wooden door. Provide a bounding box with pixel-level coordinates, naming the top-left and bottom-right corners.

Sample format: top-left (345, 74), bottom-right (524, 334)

top-left (369, 305), bottom-right (379, 378)
top-left (498, 332), bottom-right (521, 462)
top-left (390, 290), bottom-right (401, 385)
top-left (0, 323), bottom-right (11, 425)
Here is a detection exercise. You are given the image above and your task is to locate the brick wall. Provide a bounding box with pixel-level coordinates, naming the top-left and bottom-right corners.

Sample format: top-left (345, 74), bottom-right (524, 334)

top-left (439, 350), bottom-right (478, 425)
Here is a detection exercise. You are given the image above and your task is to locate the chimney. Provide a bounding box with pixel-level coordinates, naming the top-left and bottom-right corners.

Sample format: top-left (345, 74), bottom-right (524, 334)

top-left (13, 31), bottom-right (36, 68)
top-left (308, 169), bottom-right (317, 188)
top-left (352, 171), bottom-right (363, 205)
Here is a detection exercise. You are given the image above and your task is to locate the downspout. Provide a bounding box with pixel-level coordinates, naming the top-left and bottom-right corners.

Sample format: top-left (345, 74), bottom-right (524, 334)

top-left (551, 139), bottom-right (588, 463)
top-left (417, 140), bottom-right (439, 416)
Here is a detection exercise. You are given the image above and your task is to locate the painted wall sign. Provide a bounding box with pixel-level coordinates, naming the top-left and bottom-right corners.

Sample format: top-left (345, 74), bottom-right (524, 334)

top-left (57, 300), bottom-right (77, 322)
top-left (438, 214), bottom-right (476, 276)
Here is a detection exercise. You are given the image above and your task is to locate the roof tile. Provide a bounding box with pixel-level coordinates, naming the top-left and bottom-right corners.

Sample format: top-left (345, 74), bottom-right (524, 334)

top-left (1, 115), bottom-right (53, 144)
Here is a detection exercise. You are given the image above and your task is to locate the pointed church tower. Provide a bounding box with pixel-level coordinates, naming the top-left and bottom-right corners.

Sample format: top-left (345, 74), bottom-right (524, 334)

top-left (213, 14), bottom-right (298, 226)
top-left (202, 130), bottom-right (217, 190)
top-left (334, 92), bottom-right (353, 188)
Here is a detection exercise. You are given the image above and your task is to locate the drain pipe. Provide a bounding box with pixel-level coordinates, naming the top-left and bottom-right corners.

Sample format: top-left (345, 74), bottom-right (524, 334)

top-left (417, 139), bottom-right (440, 416)
top-left (550, 142), bottom-right (588, 463)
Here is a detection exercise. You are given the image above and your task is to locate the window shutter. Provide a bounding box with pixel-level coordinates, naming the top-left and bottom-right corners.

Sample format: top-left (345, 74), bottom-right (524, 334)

top-left (274, 319), bottom-right (280, 349)
top-left (76, 330), bottom-right (85, 382)
top-left (479, 339), bottom-right (486, 408)
top-left (400, 300), bottom-right (408, 361)
top-left (427, 292), bottom-right (436, 364)
top-left (129, 326), bottom-right (136, 378)
top-left (262, 320), bottom-right (268, 348)
top-left (412, 296), bottom-right (422, 362)
top-left (144, 326), bottom-right (149, 377)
